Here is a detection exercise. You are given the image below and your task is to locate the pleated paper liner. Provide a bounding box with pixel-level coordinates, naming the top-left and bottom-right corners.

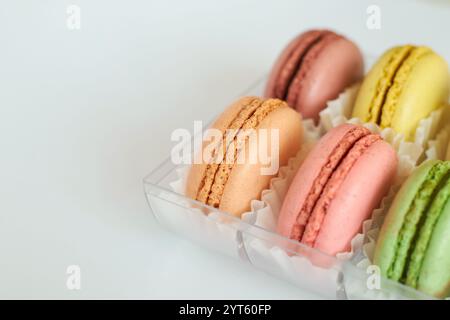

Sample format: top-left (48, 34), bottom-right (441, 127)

top-left (426, 104), bottom-right (450, 162)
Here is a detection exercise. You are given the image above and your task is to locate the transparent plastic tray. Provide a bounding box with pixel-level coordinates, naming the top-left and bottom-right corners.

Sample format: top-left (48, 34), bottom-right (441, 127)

top-left (143, 77), bottom-right (435, 300)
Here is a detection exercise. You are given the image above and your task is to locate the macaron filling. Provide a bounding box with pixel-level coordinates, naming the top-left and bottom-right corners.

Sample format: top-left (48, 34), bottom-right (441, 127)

top-left (387, 161), bottom-right (450, 282)
top-left (196, 99), bottom-right (285, 208)
top-left (274, 30), bottom-right (325, 99)
top-left (366, 46), bottom-right (413, 124)
top-left (285, 32), bottom-right (340, 109)
top-left (274, 30), bottom-right (340, 107)
top-left (196, 98), bottom-right (263, 203)
top-left (290, 126), bottom-right (371, 240)
top-left (366, 45), bottom-right (432, 128)
top-left (301, 134), bottom-right (381, 246)
top-left (380, 47), bottom-right (431, 128)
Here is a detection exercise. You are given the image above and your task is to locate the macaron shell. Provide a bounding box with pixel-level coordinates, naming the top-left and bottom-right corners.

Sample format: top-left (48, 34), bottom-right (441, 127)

top-left (205, 99), bottom-right (285, 208)
top-left (285, 32), bottom-right (340, 113)
top-left (387, 51), bottom-right (449, 140)
top-left (293, 36), bottom-right (363, 120)
top-left (313, 140), bottom-right (397, 255)
top-left (379, 47), bottom-right (430, 129)
top-left (265, 30), bottom-right (323, 98)
top-left (406, 173), bottom-right (450, 290)
top-left (301, 134), bottom-right (381, 246)
top-left (220, 106), bottom-right (303, 216)
top-left (186, 97), bottom-right (259, 199)
top-left (277, 124), bottom-right (360, 238)
top-left (418, 198), bottom-right (450, 298)
top-left (373, 160), bottom-right (440, 277)
top-left (352, 47), bottom-right (401, 123)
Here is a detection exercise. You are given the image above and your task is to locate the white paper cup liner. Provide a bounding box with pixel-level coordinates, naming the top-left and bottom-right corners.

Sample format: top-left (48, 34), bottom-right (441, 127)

top-left (426, 103), bottom-right (450, 162)
top-left (425, 118), bottom-right (450, 162)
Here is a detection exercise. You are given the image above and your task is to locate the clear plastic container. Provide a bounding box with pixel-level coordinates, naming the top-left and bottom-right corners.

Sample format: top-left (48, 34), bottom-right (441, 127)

top-left (143, 77), bottom-right (436, 300)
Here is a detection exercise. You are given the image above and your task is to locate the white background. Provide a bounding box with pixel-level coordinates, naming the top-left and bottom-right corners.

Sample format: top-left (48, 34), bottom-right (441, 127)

top-left (1, 0), bottom-right (449, 299)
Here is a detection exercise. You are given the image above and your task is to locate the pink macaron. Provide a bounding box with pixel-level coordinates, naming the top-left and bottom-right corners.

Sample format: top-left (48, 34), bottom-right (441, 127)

top-left (277, 124), bottom-right (398, 256)
top-left (265, 29), bottom-right (364, 121)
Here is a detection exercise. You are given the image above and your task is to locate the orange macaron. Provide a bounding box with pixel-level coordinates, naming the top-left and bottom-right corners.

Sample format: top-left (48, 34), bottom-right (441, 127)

top-left (186, 96), bottom-right (303, 217)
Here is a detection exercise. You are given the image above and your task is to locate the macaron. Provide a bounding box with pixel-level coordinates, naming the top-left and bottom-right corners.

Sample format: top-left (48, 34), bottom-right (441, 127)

top-left (186, 96), bottom-right (303, 217)
top-left (277, 124), bottom-right (397, 255)
top-left (265, 29), bottom-right (364, 121)
top-left (352, 45), bottom-right (449, 140)
top-left (374, 160), bottom-right (450, 299)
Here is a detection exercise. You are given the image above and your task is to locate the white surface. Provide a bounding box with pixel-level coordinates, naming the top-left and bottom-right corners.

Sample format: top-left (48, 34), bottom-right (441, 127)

top-left (0, 0), bottom-right (449, 299)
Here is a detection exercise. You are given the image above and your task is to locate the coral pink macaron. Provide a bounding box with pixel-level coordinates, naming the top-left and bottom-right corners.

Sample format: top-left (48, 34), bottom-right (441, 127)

top-left (277, 124), bottom-right (398, 255)
top-left (265, 29), bottom-right (364, 121)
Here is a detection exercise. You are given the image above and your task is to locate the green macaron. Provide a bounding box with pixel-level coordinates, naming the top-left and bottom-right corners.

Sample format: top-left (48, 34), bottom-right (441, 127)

top-left (374, 160), bottom-right (450, 298)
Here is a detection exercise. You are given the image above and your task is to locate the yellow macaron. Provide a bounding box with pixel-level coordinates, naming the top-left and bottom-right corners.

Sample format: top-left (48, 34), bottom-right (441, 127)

top-left (352, 45), bottom-right (449, 140)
